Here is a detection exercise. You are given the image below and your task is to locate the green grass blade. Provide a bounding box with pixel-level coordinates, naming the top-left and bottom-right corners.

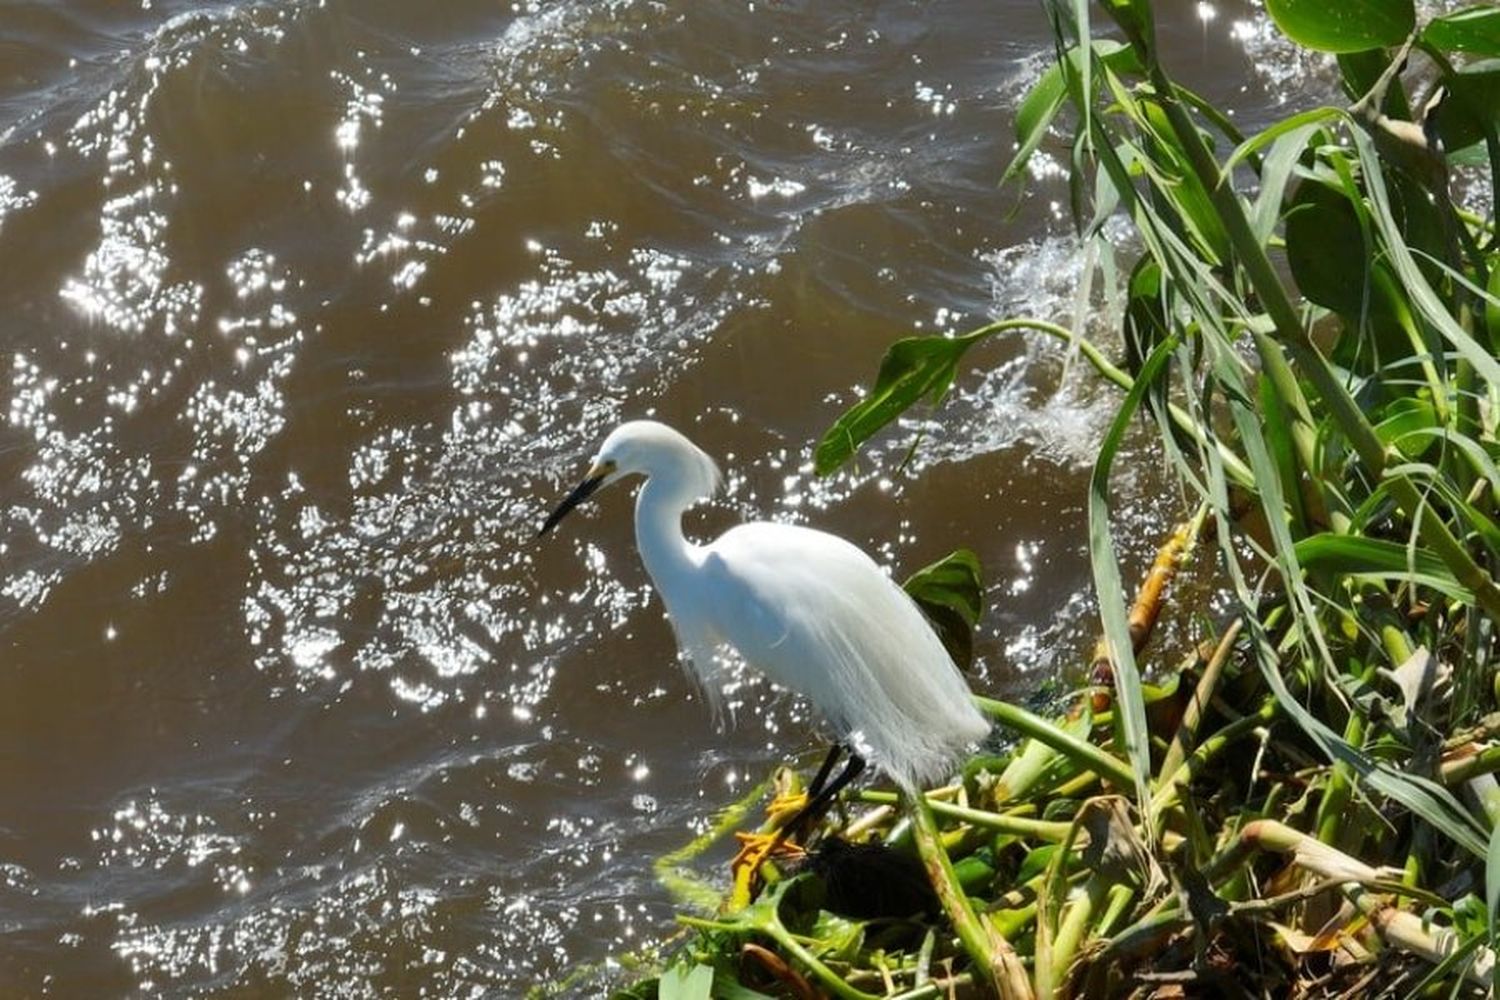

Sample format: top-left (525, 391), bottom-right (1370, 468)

top-left (1087, 333), bottom-right (1179, 822)
top-left (1293, 534), bottom-right (1477, 605)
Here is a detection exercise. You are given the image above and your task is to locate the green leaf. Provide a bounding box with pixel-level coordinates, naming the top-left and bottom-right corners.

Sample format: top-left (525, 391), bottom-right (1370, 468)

top-left (1122, 257), bottom-right (1168, 373)
top-left (1489, 822), bottom-right (1500, 995)
top-left (1488, 254), bottom-right (1500, 352)
top-left (1236, 114), bottom-right (1335, 243)
top-left (1224, 107), bottom-right (1339, 177)
top-left (815, 329), bottom-right (990, 475)
top-left (1088, 332), bottom-right (1179, 822)
top-left (904, 549), bottom-right (984, 671)
top-left (712, 973), bottom-right (777, 1000)
top-left (1488, 825), bottom-right (1500, 940)
top-left (1259, 371), bottom-right (1308, 536)
top-left (903, 548), bottom-right (984, 624)
top-left (1137, 101), bottom-right (1231, 265)
top-left (1099, 0), bottom-right (1155, 58)
top-left (1003, 41), bottom-right (1141, 186)
top-left (1424, 6), bottom-right (1500, 56)
top-left (609, 979), bottom-right (659, 1000)
top-left (1224, 396), bottom-right (1488, 860)
top-left (1285, 178), bottom-right (1378, 318)
top-left (1293, 534), bottom-right (1476, 604)
top-left (1372, 397), bottom-right (1438, 459)
top-left (1004, 62), bottom-right (1067, 185)
top-left (657, 963), bottom-right (713, 1000)
top-left (1350, 128), bottom-right (1500, 391)
top-left (1265, 0), bottom-right (1415, 53)
top-left (1433, 61), bottom-right (1500, 156)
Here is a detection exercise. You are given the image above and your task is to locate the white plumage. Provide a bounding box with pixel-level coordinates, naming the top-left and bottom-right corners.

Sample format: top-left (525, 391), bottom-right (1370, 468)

top-left (541, 420), bottom-right (989, 791)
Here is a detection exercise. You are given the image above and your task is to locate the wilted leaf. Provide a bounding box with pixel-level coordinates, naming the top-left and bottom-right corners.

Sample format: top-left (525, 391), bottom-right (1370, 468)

top-left (1378, 646), bottom-right (1451, 726)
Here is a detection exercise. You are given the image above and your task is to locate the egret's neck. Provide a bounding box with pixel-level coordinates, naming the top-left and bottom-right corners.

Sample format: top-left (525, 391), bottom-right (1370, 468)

top-left (634, 475), bottom-right (702, 597)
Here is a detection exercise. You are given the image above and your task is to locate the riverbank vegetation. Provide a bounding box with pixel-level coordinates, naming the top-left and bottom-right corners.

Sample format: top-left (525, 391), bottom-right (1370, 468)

top-left (598, 1), bottom-right (1500, 995)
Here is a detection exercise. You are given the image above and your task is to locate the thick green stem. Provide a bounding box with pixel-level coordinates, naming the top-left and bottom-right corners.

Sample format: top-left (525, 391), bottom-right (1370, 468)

top-left (970, 318), bottom-right (1254, 486)
top-left (1048, 877), bottom-right (1108, 991)
top-left (905, 790), bottom-right (1024, 999)
top-left (975, 696), bottom-right (1137, 791)
top-left (1157, 619), bottom-right (1243, 786)
top-left (857, 790), bottom-right (1074, 842)
top-left (1148, 699), bottom-right (1277, 816)
top-left (1441, 746), bottom-right (1500, 786)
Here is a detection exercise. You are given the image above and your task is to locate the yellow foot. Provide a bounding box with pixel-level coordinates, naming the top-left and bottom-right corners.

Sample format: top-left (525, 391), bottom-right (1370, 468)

top-left (765, 790), bottom-right (809, 830)
top-left (728, 831), bottom-right (805, 911)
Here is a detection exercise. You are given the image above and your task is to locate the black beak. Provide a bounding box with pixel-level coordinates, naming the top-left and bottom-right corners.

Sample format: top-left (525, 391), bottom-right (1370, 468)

top-left (539, 474), bottom-right (607, 536)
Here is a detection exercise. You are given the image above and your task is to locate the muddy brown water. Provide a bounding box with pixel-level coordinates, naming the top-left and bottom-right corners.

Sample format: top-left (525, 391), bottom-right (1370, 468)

top-left (0, 1), bottom-right (1312, 993)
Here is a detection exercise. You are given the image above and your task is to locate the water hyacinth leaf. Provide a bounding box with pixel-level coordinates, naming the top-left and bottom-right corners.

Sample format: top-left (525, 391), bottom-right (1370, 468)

top-left (1373, 397), bottom-right (1439, 458)
top-left (1432, 62), bottom-right (1500, 154)
top-left (1285, 178), bottom-right (1378, 318)
top-left (1424, 6), bottom-right (1500, 56)
top-left (903, 549), bottom-right (983, 625)
top-left (815, 329), bottom-right (990, 474)
top-left (1265, 0), bottom-right (1415, 53)
top-left (904, 548), bottom-right (984, 671)
top-left (1339, 47), bottom-right (1412, 118)
top-left (1374, 397), bottom-right (1438, 443)
top-left (1293, 534), bottom-right (1476, 604)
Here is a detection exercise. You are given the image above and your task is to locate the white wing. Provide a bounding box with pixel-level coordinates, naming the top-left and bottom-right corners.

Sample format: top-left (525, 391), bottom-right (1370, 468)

top-left (685, 521), bottom-right (989, 790)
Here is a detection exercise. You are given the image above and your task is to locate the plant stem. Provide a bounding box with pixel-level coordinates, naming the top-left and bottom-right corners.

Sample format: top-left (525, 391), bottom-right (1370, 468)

top-left (857, 790), bottom-right (1074, 842)
top-left (975, 696), bottom-right (1137, 791)
top-left (905, 788), bottom-right (1031, 999)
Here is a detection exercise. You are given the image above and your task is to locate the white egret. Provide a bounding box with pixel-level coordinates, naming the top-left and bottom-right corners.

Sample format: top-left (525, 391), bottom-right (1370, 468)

top-left (540, 420), bottom-right (990, 827)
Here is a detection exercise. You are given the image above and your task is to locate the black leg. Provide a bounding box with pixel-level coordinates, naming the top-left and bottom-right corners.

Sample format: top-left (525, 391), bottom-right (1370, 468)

top-left (806, 744), bottom-right (844, 800)
top-left (815, 751), bottom-right (866, 804)
top-left (785, 751), bottom-right (866, 842)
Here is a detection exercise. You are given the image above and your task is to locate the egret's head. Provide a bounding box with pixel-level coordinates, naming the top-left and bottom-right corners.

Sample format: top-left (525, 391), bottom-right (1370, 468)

top-left (539, 420), bottom-right (721, 535)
